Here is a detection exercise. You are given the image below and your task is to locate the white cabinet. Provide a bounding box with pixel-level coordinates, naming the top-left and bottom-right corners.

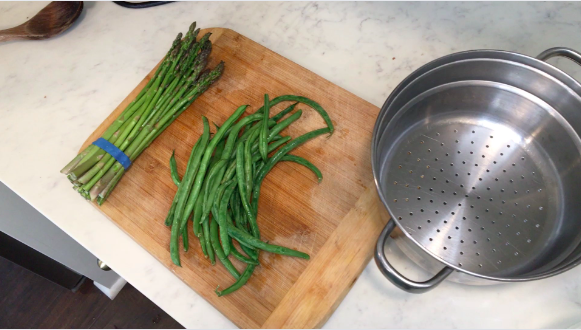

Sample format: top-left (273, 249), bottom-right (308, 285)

top-left (0, 182), bottom-right (126, 298)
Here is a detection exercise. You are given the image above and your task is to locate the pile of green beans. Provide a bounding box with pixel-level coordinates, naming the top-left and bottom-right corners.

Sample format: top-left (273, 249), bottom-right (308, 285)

top-left (166, 94), bottom-right (333, 296)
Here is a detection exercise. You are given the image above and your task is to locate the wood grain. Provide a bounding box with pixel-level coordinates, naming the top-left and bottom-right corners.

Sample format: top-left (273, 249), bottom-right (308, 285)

top-left (80, 28), bottom-right (386, 328)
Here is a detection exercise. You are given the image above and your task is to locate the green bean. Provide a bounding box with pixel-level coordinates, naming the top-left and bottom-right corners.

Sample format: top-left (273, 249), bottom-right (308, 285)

top-left (219, 100), bottom-right (294, 167)
top-left (210, 212), bottom-right (240, 279)
top-left (225, 119), bottom-right (276, 160)
top-left (246, 136), bottom-right (292, 174)
top-left (230, 242), bottom-right (259, 265)
top-left (249, 133), bottom-right (285, 155)
top-left (197, 138), bottom-right (228, 226)
top-left (199, 230), bottom-right (208, 257)
top-left (236, 143), bottom-right (259, 238)
top-left (192, 192), bottom-right (204, 237)
top-left (197, 140), bottom-right (227, 222)
top-left (169, 150), bottom-right (181, 186)
top-left (245, 124), bottom-right (261, 149)
top-left (256, 95), bottom-right (333, 134)
top-left (281, 154), bottom-right (323, 183)
top-left (200, 140), bottom-right (226, 218)
top-left (244, 130), bottom-right (259, 200)
top-left (233, 200), bottom-right (256, 247)
top-left (170, 117), bottom-right (210, 267)
top-left (165, 138), bottom-right (200, 227)
top-left (271, 102), bottom-right (298, 122)
top-left (230, 192), bottom-right (258, 259)
top-left (202, 220), bottom-right (215, 265)
top-left (215, 264), bottom-right (256, 297)
top-left (164, 201), bottom-right (177, 227)
top-left (268, 110), bottom-right (302, 140)
top-left (182, 222), bottom-right (189, 251)
top-left (201, 160), bottom-right (227, 220)
top-left (240, 239), bottom-right (259, 260)
top-left (179, 105), bottom-right (248, 233)
top-left (227, 224), bottom-right (310, 259)
top-left (222, 136), bottom-right (291, 184)
top-left (242, 119), bottom-right (255, 135)
top-left (212, 138), bottom-right (226, 163)
top-left (238, 213), bottom-right (259, 260)
top-left (198, 173), bottom-right (212, 222)
top-left (226, 208), bottom-right (235, 226)
top-left (220, 125), bottom-right (234, 140)
top-left (227, 202), bottom-right (258, 264)
top-left (251, 128), bottom-right (331, 216)
top-left (212, 180), bottom-right (231, 212)
top-left (213, 124), bottom-right (234, 142)
top-left (255, 160), bottom-right (265, 176)
top-left (219, 181), bottom-right (238, 256)
top-left (265, 136), bottom-right (292, 153)
top-left (221, 113), bottom-right (262, 161)
top-left (231, 186), bottom-right (247, 229)
top-left (259, 94), bottom-right (270, 160)
top-left (222, 161), bottom-right (238, 185)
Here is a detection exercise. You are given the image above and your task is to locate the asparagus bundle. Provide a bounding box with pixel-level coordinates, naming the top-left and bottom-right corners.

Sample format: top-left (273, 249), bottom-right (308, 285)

top-left (61, 22), bottom-right (224, 205)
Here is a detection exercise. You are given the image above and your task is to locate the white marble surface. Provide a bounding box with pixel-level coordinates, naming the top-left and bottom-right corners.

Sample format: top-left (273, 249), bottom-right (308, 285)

top-left (2, 1), bottom-right (581, 328)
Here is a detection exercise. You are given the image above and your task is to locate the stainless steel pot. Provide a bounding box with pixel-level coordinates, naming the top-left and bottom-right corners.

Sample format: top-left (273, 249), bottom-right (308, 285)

top-left (372, 47), bottom-right (581, 293)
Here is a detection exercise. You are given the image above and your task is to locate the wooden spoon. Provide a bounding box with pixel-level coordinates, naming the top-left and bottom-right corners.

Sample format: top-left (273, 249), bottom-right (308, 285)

top-left (0, 1), bottom-right (84, 42)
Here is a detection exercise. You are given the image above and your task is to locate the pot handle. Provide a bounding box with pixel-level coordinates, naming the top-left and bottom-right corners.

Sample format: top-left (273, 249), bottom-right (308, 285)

top-left (537, 47), bottom-right (581, 66)
top-left (374, 220), bottom-right (454, 293)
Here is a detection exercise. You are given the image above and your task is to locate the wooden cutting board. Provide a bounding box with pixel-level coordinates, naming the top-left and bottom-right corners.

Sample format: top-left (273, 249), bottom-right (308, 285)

top-left (81, 28), bottom-right (387, 328)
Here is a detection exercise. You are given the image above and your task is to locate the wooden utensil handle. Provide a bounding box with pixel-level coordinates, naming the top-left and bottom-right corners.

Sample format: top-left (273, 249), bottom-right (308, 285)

top-left (0, 28), bottom-right (24, 42)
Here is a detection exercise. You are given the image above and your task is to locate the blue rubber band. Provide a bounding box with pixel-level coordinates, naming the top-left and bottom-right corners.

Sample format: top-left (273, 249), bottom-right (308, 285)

top-left (92, 138), bottom-right (132, 170)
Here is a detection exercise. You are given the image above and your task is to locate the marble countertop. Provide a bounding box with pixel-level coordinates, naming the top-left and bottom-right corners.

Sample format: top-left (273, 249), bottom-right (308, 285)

top-left (2, 1), bottom-right (581, 328)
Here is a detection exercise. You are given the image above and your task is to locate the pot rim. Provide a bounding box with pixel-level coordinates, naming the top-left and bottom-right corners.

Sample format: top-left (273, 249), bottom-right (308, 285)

top-left (371, 48), bottom-right (581, 282)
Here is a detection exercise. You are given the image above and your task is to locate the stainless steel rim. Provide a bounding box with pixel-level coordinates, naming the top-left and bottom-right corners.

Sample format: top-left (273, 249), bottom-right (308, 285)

top-left (372, 47), bottom-right (581, 289)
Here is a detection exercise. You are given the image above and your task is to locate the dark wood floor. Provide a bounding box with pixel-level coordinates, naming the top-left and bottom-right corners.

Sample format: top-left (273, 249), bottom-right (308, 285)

top-left (0, 256), bottom-right (183, 329)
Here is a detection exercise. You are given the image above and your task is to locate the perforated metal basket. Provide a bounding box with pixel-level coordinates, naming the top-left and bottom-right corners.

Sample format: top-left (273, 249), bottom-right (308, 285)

top-left (372, 47), bottom-right (581, 293)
